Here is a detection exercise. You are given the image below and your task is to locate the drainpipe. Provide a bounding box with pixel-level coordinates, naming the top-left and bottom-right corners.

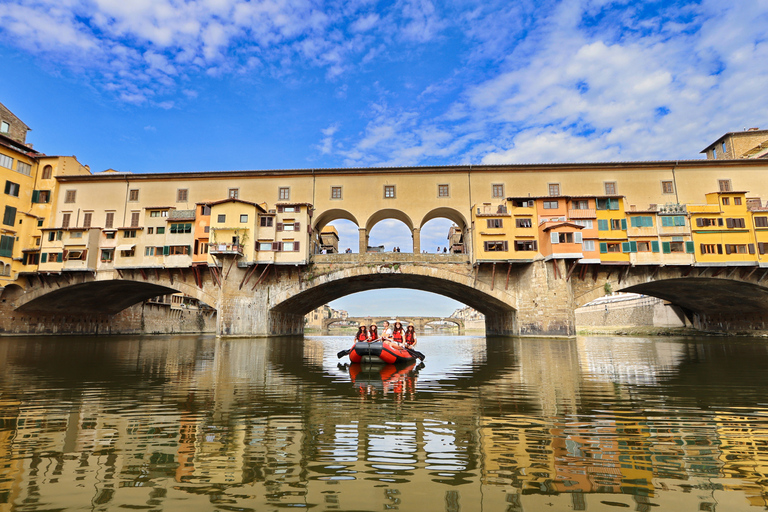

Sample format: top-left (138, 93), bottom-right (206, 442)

top-left (467, 164), bottom-right (473, 260)
top-left (672, 160), bottom-right (679, 204)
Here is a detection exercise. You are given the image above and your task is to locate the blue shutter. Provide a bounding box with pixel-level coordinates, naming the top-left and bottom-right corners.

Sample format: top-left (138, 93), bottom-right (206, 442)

top-left (621, 219), bottom-right (627, 230)
top-left (685, 241), bottom-right (694, 253)
top-left (651, 241), bottom-right (659, 252)
top-left (600, 243), bottom-right (607, 253)
top-left (622, 242), bottom-right (631, 253)
top-left (630, 241), bottom-right (637, 252)
top-left (662, 242), bottom-right (671, 254)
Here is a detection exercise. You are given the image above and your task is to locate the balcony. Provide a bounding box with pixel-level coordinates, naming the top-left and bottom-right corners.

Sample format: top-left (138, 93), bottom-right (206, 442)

top-left (209, 242), bottom-right (243, 255)
top-left (568, 208), bottom-right (597, 219)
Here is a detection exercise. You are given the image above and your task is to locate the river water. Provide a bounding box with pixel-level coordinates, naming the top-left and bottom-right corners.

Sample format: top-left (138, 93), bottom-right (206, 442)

top-left (2, 334), bottom-right (768, 511)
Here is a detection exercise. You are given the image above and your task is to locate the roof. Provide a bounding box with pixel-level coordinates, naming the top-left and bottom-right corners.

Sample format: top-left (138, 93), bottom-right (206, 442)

top-left (701, 129), bottom-right (768, 153)
top-left (204, 198), bottom-right (267, 212)
top-left (542, 221), bottom-right (584, 231)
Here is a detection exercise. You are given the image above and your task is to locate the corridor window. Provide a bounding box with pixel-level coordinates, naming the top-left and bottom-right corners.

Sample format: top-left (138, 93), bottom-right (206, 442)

top-left (331, 186), bottom-right (342, 199)
top-left (0, 154), bottom-right (12, 170)
top-left (438, 184), bottom-right (449, 197)
top-left (492, 184), bottom-right (504, 198)
top-left (719, 179), bottom-right (732, 192)
top-left (128, 189), bottom-right (139, 201)
top-left (278, 187), bottom-right (290, 200)
top-left (64, 190), bottom-right (76, 203)
top-left (16, 161), bottom-right (31, 176)
top-left (42, 165), bottom-right (52, 179)
top-left (229, 188), bottom-right (239, 199)
top-left (604, 182), bottom-right (617, 195)
top-left (662, 180), bottom-right (674, 194)
top-left (177, 188), bottom-right (188, 202)
top-left (516, 218), bottom-right (532, 228)
top-left (548, 183), bottom-right (560, 196)
top-left (384, 185), bottom-right (396, 198)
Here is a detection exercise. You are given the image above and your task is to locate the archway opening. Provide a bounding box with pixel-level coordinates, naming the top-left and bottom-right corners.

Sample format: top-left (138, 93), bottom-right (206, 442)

top-left (368, 220), bottom-right (414, 253)
top-left (420, 207), bottom-right (470, 255)
top-left (325, 219), bottom-right (360, 254)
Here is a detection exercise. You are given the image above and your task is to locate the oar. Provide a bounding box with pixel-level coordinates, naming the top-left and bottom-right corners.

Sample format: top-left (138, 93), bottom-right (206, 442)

top-left (338, 337), bottom-right (379, 358)
top-left (405, 347), bottom-right (425, 360)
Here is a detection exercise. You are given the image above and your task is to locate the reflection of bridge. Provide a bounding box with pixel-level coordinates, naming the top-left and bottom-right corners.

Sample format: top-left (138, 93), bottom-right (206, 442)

top-left (323, 315), bottom-right (464, 333)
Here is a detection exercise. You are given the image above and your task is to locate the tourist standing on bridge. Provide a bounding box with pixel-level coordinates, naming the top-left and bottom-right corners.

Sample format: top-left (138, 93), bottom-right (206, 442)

top-left (405, 324), bottom-right (417, 348)
top-left (368, 324), bottom-right (379, 341)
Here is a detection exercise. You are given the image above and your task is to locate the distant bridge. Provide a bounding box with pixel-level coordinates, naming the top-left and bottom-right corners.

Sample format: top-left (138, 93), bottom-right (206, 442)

top-left (323, 315), bottom-right (464, 333)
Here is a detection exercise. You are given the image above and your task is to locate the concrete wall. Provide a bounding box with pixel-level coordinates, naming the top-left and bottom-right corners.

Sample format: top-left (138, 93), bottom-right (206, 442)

top-left (576, 296), bottom-right (686, 328)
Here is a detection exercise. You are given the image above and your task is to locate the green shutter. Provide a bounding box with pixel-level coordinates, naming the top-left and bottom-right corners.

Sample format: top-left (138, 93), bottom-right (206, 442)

top-left (685, 241), bottom-right (694, 253)
top-left (41, 253), bottom-right (47, 263)
top-left (631, 217), bottom-right (639, 228)
top-left (662, 242), bottom-right (671, 254)
top-left (57, 253), bottom-right (63, 262)
top-left (621, 218), bottom-right (627, 230)
top-left (621, 242), bottom-right (631, 253)
top-left (675, 216), bottom-right (685, 226)
top-left (600, 243), bottom-right (607, 253)
top-left (187, 245), bottom-right (191, 255)
top-left (598, 219), bottom-right (608, 231)
top-left (0, 235), bottom-right (13, 257)
top-left (31, 190), bottom-right (39, 203)
top-left (651, 241), bottom-right (659, 252)
top-left (661, 216), bottom-right (671, 227)
top-left (630, 241), bottom-right (637, 252)
top-left (163, 245), bottom-right (170, 256)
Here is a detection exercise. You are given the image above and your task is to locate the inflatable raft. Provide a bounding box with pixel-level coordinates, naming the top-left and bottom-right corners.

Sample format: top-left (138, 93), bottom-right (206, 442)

top-left (348, 340), bottom-right (416, 364)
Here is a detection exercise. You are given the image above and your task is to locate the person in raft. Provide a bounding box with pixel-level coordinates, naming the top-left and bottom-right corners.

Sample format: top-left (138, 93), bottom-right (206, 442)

top-left (368, 324), bottom-right (379, 341)
top-left (404, 323), bottom-right (417, 347)
top-left (390, 320), bottom-right (405, 347)
top-left (381, 321), bottom-right (393, 342)
top-left (355, 325), bottom-right (368, 343)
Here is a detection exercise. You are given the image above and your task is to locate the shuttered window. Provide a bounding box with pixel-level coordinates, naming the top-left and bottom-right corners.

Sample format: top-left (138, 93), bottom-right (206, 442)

top-left (0, 235), bottom-right (14, 257)
top-left (2, 206), bottom-right (16, 226)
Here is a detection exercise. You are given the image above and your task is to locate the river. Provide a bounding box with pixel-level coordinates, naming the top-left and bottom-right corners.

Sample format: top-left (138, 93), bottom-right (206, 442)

top-left (1, 334), bottom-right (768, 511)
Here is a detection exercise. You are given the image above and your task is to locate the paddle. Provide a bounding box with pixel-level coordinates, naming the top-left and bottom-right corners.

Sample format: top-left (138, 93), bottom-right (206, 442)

top-left (337, 337), bottom-right (380, 358)
top-left (404, 346), bottom-right (425, 361)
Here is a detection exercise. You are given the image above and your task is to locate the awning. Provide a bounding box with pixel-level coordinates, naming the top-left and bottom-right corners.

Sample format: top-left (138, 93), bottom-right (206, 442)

top-left (116, 244), bottom-right (135, 251)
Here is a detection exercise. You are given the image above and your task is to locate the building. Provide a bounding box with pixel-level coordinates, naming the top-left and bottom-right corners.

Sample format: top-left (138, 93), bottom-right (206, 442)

top-left (701, 127), bottom-right (768, 160)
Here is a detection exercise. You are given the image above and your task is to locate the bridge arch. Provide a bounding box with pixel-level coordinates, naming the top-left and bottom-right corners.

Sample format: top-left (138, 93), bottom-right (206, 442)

top-left (312, 208), bottom-right (360, 232)
top-left (365, 209), bottom-right (415, 233)
top-left (419, 207), bottom-right (468, 231)
top-left (270, 262), bottom-right (516, 335)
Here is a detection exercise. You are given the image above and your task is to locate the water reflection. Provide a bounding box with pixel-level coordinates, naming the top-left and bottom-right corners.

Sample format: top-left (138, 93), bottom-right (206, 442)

top-left (1, 334), bottom-right (768, 510)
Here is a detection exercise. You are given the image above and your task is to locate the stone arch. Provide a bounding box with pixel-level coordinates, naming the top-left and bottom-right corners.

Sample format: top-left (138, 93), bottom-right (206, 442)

top-left (312, 208), bottom-right (360, 231)
top-left (365, 209), bottom-right (415, 233)
top-left (0, 283), bottom-right (24, 301)
top-left (423, 318), bottom-right (463, 329)
top-left (419, 207), bottom-right (468, 231)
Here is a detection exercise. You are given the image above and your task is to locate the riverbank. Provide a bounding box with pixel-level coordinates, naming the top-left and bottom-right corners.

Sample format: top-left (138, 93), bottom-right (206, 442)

top-left (577, 326), bottom-right (768, 337)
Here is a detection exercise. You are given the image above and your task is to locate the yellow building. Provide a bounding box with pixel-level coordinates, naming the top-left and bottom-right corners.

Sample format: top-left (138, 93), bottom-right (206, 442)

top-left (690, 191), bottom-right (756, 265)
top-left (750, 199), bottom-right (768, 266)
top-left (472, 201), bottom-right (516, 261)
top-left (596, 196), bottom-right (629, 263)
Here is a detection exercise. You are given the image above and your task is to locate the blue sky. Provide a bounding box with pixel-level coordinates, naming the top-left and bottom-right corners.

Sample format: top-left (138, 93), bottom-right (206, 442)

top-left (2, 0), bottom-right (768, 316)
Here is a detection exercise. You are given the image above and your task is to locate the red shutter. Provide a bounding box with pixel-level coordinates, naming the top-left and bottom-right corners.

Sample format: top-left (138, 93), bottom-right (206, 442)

top-left (272, 242), bottom-right (281, 251)
top-left (276, 223), bottom-right (283, 232)
top-left (294, 222), bottom-right (300, 231)
top-left (294, 241), bottom-right (300, 252)
top-left (277, 206), bottom-right (284, 213)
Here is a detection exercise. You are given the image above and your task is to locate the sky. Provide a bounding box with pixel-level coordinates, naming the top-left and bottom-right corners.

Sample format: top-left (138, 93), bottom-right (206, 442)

top-left (1, 0), bottom-right (768, 316)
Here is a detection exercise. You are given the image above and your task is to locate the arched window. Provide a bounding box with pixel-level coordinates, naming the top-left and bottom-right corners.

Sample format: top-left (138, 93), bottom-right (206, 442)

top-left (42, 165), bottom-right (53, 179)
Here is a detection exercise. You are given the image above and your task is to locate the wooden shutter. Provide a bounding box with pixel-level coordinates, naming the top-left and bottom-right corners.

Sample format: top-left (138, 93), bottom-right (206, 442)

top-left (621, 219), bottom-right (627, 230)
top-left (105, 212), bottom-right (114, 229)
top-left (651, 241), bottom-right (660, 253)
top-left (276, 223), bottom-right (283, 232)
top-left (61, 213), bottom-right (70, 229)
top-left (503, 241), bottom-right (508, 251)
top-left (685, 241), bottom-right (694, 253)
top-left (550, 232), bottom-right (559, 244)
top-left (533, 241), bottom-right (538, 251)
top-left (717, 244), bottom-right (723, 254)
top-left (599, 243), bottom-right (607, 253)
top-left (294, 222), bottom-right (300, 231)
top-left (131, 212), bottom-right (140, 227)
top-left (41, 253), bottom-right (47, 263)
top-left (749, 244), bottom-right (755, 254)
top-left (725, 245), bottom-right (732, 254)
top-left (574, 232), bottom-right (582, 243)
top-left (630, 241), bottom-right (637, 252)
top-left (726, 218), bottom-right (734, 228)
top-left (622, 242), bottom-right (631, 253)
top-left (294, 241), bottom-right (300, 252)
top-left (272, 242), bottom-right (281, 251)
top-left (662, 242), bottom-right (671, 254)
top-left (696, 218), bottom-right (703, 227)
top-left (83, 213), bottom-right (92, 229)
top-left (277, 206), bottom-right (284, 213)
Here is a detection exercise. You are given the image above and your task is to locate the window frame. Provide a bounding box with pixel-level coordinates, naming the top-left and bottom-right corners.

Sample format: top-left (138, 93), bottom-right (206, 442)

top-left (604, 181), bottom-right (617, 195)
top-left (492, 184), bottom-right (504, 198)
top-left (548, 183), bottom-right (561, 196)
top-left (278, 187), bottom-right (290, 201)
top-left (177, 188), bottom-right (189, 202)
top-left (331, 186), bottom-right (342, 200)
top-left (661, 180), bottom-right (674, 194)
top-left (384, 185), bottom-right (396, 199)
top-left (437, 184), bottom-right (450, 198)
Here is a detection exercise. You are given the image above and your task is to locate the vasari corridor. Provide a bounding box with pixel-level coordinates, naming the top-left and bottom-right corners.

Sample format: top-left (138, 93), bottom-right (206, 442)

top-left (3, 2), bottom-right (768, 510)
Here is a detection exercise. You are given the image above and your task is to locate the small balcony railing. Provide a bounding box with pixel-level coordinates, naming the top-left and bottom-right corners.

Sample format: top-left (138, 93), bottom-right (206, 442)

top-left (208, 243), bottom-right (243, 255)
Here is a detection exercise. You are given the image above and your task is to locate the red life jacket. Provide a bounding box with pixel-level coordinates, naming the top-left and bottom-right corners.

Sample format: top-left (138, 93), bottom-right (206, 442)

top-left (369, 330), bottom-right (378, 340)
top-left (392, 329), bottom-right (403, 342)
top-left (405, 331), bottom-right (415, 345)
top-left (357, 332), bottom-right (368, 341)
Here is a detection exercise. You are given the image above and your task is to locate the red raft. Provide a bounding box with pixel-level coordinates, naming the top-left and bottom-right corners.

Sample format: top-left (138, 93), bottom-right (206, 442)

top-left (348, 340), bottom-right (416, 364)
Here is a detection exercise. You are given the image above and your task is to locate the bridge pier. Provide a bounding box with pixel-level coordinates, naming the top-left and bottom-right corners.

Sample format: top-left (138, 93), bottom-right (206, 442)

top-left (358, 228), bottom-right (368, 253)
top-left (412, 227), bottom-right (420, 253)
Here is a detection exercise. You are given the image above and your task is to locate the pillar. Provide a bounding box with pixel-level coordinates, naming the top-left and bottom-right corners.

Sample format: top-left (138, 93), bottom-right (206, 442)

top-left (359, 227), bottom-right (368, 254)
top-left (412, 227), bottom-right (420, 253)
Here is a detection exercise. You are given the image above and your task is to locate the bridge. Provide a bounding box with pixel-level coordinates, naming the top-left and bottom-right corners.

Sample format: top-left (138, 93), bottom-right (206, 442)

top-left (3, 159), bottom-right (768, 337)
top-left (323, 316), bottom-right (464, 333)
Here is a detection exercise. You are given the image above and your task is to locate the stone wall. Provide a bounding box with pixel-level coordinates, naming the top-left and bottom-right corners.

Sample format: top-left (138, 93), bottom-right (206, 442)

top-left (576, 296), bottom-right (686, 328)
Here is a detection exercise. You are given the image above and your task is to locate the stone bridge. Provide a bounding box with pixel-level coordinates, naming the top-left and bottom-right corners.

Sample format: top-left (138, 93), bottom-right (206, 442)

top-left (323, 316), bottom-right (465, 333)
top-left (3, 254), bottom-right (768, 336)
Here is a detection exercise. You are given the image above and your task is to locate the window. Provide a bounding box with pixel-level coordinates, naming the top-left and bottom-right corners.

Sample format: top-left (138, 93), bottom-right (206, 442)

top-left (695, 217), bottom-right (719, 227)
top-left (147, 227), bottom-right (154, 234)
top-left (724, 244), bottom-right (747, 254)
top-left (514, 240), bottom-right (537, 251)
top-left (168, 246), bottom-right (190, 255)
top-left (66, 250), bottom-right (85, 261)
top-left (661, 180), bottom-right (674, 194)
top-left (516, 218), bottom-right (532, 228)
top-left (145, 247), bottom-right (157, 256)
top-left (156, 227), bottom-right (165, 234)
top-left (32, 190), bottom-right (50, 203)
top-left (637, 241), bottom-right (650, 252)
top-left (492, 184), bottom-right (504, 198)
top-left (228, 188), bottom-right (239, 199)
top-left (217, 214), bottom-right (226, 223)
top-left (204, 226), bottom-right (210, 233)
top-left (105, 212), bottom-right (114, 229)
top-left (120, 247), bottom-right (135, 257)
top-left (0, 154), bottom-right (12, 169)
top-left (279, 206), bottom-right (298, 213)
top-left (726, 218), bottom-right (746, 228)
top-left (105, 232), bottom-right (116, 239)
top-left (177, 189), bottom-right (188, 202)
top-left (719, 179), bottom-right (732, 192)
top-left (64, 190), bottom-right (76, 203)
top-left (260, 217), bottom-right (273, 227)
top-left (0, 235), bottom-right (14, 257)
top-left (596, 198), bottom-right (620, 210)
top-left (660, 216), bottom-right (686, 227)
top-left (438, 184), bottom-right (450, 197)
top-left (542, 200), bottom-right (558, 209)
top-left (548, 183), bottom-right (560, 196)
top-left (384, 185), bottom-right (396, 198)
top-left (150, 210), bottom-right (169, 218)
top-left (128, 189), bottom-right (139, 201)
top-left (331, 186), bottom-right (342, 199)
top-left (258, 242), bottom-right (273, 251)
top-left (240, 214), bottom-right (248, 223)
top-left (282, 241), bottom-right (295, 252)
top-left (722, 141), bottom-right (727, 154)
top-left (130, 211), bottom-right (140, 227)
top-left (722, 197), bottom-right (729, 205)
top-left (734, 197), bottom-right (742, 205)
top-left (604, 182), bottom-right (617, 195)
top-left (755, 217), bottom-right (768, 228)
top-left (278, 221), bottom-right (300, 232)
top-left (71, 231), bottom-right (82, 239)
top-left (571, 200), bottom-right (589, 210)
top-left (83, 212), bottom-right (92, 229)
top-left (598, 219), bottom-right (608, 231)
top-left (483, 241), bottom-right (508, 251)
top-left (551, 232), bottom-right (574, 244)
top-left (37, 219), bottom-right (43, 227)
top-left (278, 187), bottom-right (290, 200)
top-left (599, 243), bottom-right (621, 253)
top-left (61, 212), bottom-right (71, 229)
top-left (201, 205), bottom-right (211, 216)
top-left (0, 121), bottom-right (8, 133)
top-left (486, 219), bottom-right (503, 229)
top-left (610, 219), bottom-right (625, 230)
top-left (573, 219), bottom-right (593, 229)
top-left (4, 181), bottom-right (19, 197)
top-left (42, 165), bottom-right (52, 179)
top-left (123, 230), bottom-right (137, 238)
top-left (16, 162), bottom-right (31, 176)
top-left (700, 244), bottom-right (719, 254)
top-left (582, 240), bottom-right (595, 251)
top-left (630, 216), bottom-right (653, 227)
top-left (170, 223), bottom-right (192, 234)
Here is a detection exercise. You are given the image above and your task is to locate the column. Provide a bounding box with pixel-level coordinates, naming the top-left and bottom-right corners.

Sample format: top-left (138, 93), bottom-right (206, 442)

top-left (358, 228), bottom-right (368, 254)
top-left (412, 227), bottom-right (420, 254)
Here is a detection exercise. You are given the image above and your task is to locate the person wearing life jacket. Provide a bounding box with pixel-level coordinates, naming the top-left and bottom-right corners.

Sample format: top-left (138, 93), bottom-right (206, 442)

top-left (355, 325), bottom-right (368, 342)
top-left (368, 324), bottom-right (379, 342)
top-left (391, 321), bottom-right (405, 347)
top-left (404, 323), bottom-right (417, 347)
